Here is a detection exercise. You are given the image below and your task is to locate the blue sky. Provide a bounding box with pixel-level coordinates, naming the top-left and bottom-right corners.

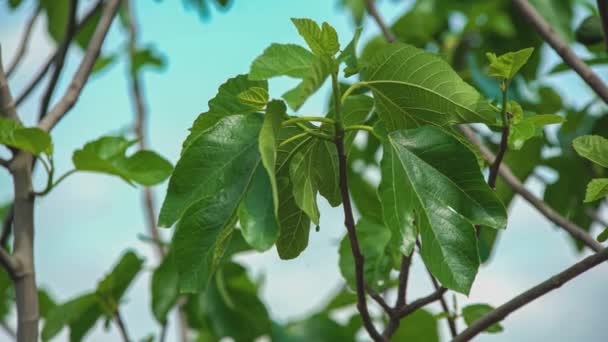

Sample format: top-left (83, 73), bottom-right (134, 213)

top-left (1, 0), bottom-right (607, 341)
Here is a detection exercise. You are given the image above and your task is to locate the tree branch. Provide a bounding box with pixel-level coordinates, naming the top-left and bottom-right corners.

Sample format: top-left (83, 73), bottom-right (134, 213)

top-left (0, 46), bottom-right (21, 123)
top-left (453, 247), bottom-right (608, 341)
top-left (427, 269), bottom-right (457, 337)
top-left (512, 0), bottom-right (608, 104)
top-left (393, 286), bottom-right (447, 318)
top-left (0, 247), bottom-right (17, 279)
top-left (38, 0), bottom-right (122, 132)
top-left (38, 0), bottom-right (79, 121)
top-left (460, 125), bottom-right (604, 252)
top-left (14, 1), bottom-right (103, 108)
top-left (365, 284), bottom-right (393, 314)
top-left (1, 205), bottom-right (14, 248)
top-left (597, 0), bottom-right (608, 52)
top-left (0, 321), bottom-right (16, 340)
top-left (336, 135), bottom-right (384, 341)
top-left (114, 309), bottom-right (131, 342)
top-left (364, 0), bottom-right (396, 42)
top-left (6, 6), bottom-right (41, 77)
top-left (487, 88), bottom-right (510, 189)
top-left (395, 255), bottom-right (410, 308)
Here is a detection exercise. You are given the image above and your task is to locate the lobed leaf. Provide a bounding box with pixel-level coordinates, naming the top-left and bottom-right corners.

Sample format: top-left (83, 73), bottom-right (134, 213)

top-left (486, 47), bottom-right (534, 80)
top-left (0, 117), bottom-right (53, 156)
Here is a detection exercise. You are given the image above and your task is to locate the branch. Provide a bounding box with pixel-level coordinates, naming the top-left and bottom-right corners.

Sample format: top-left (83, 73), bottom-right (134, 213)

top-left (1, 205), bottom-right (13, 248)
top-left (393, 286), bottom-right (447, 318)
top-left (512, 0), bottom-right (608, 104)
top-left (597, 0), bottom-right (608, 53)
top-left (0, 158), bottom-right (9, 169)
top-left (427, 269), bottom-right (457, 337)
top-left (487, 88), bottom-right (510, 189)
top-left (6, 6), bottom-right (41, 77)
top-left (0, 321), bottom-right (15, 340)
top-left (364, 0), bottom-right (396, 42)
top-left (395, 255), bottom-right (410, 308)
top-left (453, 247), bottom-right (608, 341)
top-left (38, 0), bottom-right (122, 132)
top-left (460, 125), bottom-right (605, 252)
top-left (39, 0), bottom-right (79, 121)
top-left (0, 46), bottom-right (21, 123)
top-left (14, 1), bottom-right (103, 108)
top-left (335, 136), bottom-right (384, 341)
top-left (114, 309), bottom-right (131, 342)
top-left (0, 247), bottom-right (17, 279)
top-left (365, 284), bottom-right (393, 314)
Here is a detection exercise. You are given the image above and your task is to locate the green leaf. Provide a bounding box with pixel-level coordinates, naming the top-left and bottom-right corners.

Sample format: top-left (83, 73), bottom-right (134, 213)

top-left (273, 314), bottom-right (357, 341)
top-left (74, 5), bottom-right (101, 49)
top-left (96, 251), bottom-right (144, 315)
top-left (131, 47), bottom-right (166, 76)
top-left (524, 114), bottom-right (565, 126)
top-left (91, 54), bottom-right (117, 75)
top-left (383, 126), bottom-right (507, 293)
top-left (549, 57), bottom-right (608, 74)
top-left (289, 143), bottom-right (321, 225)
top-left (41, 293), bottom-right (100, 341)
top-left (462, 303), bottom-right (503, 333)
top-left (598, 228), bottom-right (608, 242)
top-left (509, 120), bottom-right (535, 150)
top-left (0, 117), bottom-right (53, 155)
top-left (183, 75), bottom-right (267, 152)
top-left (250, 44), bottom-right (331, 110)
top-left (575, 15), bottom-right (604, 45)
top-left (239, 165), bottom-right (279, 251)
top-left (339, 218), bottom-right (392, 290)
top-left (573, 135), bottom-right (608, 168)
top-left (0, 264), bottom-right (11, 322)
top-left (40, 0), bottom-right (69, 44)
top-left (205, 263), bottom-right (271, 341)
top-left (275, 126), bottom-right (313, 259)
top-left (337, 27), bottom-right (362, 77)
top-left (237, 87), bottom-right (269, 109)
top-left (72, 136), bottom-right (172, 186)
top-left (393, 309), bottom-right (439, 342)
top-left (161, 115), bottom-right (263, 291)
top-left (290, 18), bottom-right (340, 56)
top-left (38, 289), bottom-right (57, 319)
top-left (392, 1), bottom-right (445, 47)
top-left (259, 100), bottom-right (286, 216)
top-left (361, 43), bottom-right (498, 131)
top-left (486, 47), bottom-right (534, 80)
top-left (584, 178), bottom-right (608, 203)
top-left (151, 250), bottom-right (179, 325)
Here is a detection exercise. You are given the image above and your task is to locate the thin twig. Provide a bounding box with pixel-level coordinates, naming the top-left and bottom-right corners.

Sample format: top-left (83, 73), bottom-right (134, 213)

top-left (487, 88), bottom-right (510, 189)
top-left (0, 46), bottom-right (20, 123)
top-left (0, 321), bottom-right (16, 340)
top-left (0, 247), bottom-right (17, 279)
top-left (460, 125), bottom-right (605, 252)
top-left (114, 310), bottom-right (131, 342)
top-left (365, 284), bottom-right (393, 314)
top-left (39, 0), bottom-right (79, 121)
top-left (427, 269), bottom-right (457, 337)
top-left (512, 0), bottom-right (608, 103)
top-left (14, 1), bottom-right (103, 107)
top-left (364, 0), bottom-right (396, 42)
top-left (453, 247), bottom-right (608, 341)
top-left (6, 6), bottom-right (41, 77)
top-left (39, 0), bottom-right (122, 132)
top-left (393, 286), bottom-right (448, 318)
top-left (0, 158), bottom-right (9, 168)
top-left (597, 0), bottom-right (608, 53)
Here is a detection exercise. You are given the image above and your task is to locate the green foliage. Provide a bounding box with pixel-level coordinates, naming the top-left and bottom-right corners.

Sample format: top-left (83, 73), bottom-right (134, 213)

top-left (575, 16), bottom-right (604, 46)
top-left (392, 309), bottom-right (439, 341)
top-left (598, 228), bottom-right (608, 242)
top-left (72, 136), bottom-right (172, 186)
top-left (573, 135), bottom-right (608, 204)
top-left (130, 47), bottom-right (166, 76)
top-left (486, 48), bottom-right (534, 81)
top-left (42, 251), bottom-right (143, 341)
top-left (0, 117), bottom-right (53, 156)
top-left (462, 303), bottom-right (504, 333)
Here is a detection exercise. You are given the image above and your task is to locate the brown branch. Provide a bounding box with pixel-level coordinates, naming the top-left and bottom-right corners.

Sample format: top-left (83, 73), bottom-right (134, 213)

top-left (460, 125), bottom-right (605, 252)
top-left (38, 0), bottom-right (122, 132)
top-left (364, 0), bottom-right (396, 43)
top-left (394, 286), bottom-right (448, 318)
top-left (0, 247), bottom-right (17, 279)
top-left (488, 93), bottom-right (510, 189)
top-left (336, 135), bottom-right (384, 341)
top-left (0, 46), bottom-right (21, 123)
top-left (0, 321), bottom-right (16, 340)
top-left (114, 310), bottom-right (131, 342)
top-left (597, 0), bottom-right (608, 52)
top-left (453, 247), bottom-right (608, 341)
top-left (395, 255), bottom-right (410, 308)
top-left (39, 0), bottom-right (79, 121)
top-left (427, 269), bottom-right (457, 337)
top-left (6, 6), bottom-right (41, 77)
top-left (14, 1), bottom-right (103, 108)
top-left (513, 0), bottom-right (608, 103)
top-left (0, 158), bottom-right (9, 168)
top-left (365, 284), bottom-right (393, 314)
top-left (1, 205), bottom-right (14, 248)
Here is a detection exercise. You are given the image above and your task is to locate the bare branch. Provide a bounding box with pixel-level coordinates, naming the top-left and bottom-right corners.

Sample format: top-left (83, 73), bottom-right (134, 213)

top-left (427, 269), bottom-right (457, 337)
top-left (453, 247), bottom-right (608, 341)
top-left (0, 46), bottom-right (21, 123)
top-left (6, 6), bottom-right (41, 77)
top-left (14, 1), bottom-right (103, 108)
top-left (393, 286), bottom-right (447, 318)
top-left (0, 158), bottom-right (9, 169)
top-left (364, 0), bottom-right (396, 42)
top-left (39, 0), bottom-right (80, 121)
top-left (1, 205), bottom-right (14, 248)
top-left (0, 321), bottom-right (16, 340)
top-left (487, 91), bottom-right (510, 189)
top-left (114, 310), bottom-right (131, 342)
top-left (365, 284), bottom-right (393, 314)
top-left (0, 247), bottom-right (17, 279)
top-left (597, 0), bottom-right (608, 52)
top-left (38, 0), bottom-right (122, 132)
top-left (460, 125), bottom-right (604, 252)
top-left (395, 255), bottom-right (410, 308)
top-left (513, 0), bottom-right (608, 103)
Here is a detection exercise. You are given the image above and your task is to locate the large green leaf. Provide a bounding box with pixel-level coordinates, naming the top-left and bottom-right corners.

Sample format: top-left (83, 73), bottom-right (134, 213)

top-left (183, 75), bottom-right (268, 152)
top-left (0, 117), bottom-right (53, 156)
top-left (339, 218), bottom-right (392, 291)
top-left (393, 309), bottom-right (439, 342)
top-left (462, 303), bottom-right (503, 333)
top-left (161, 115), bottom-right (263, 291)
top-left (360, 43), bottom-right (498, 130)
top-left (383, 126), bottom-right (507, 293)
top-left (73, 136), bottom-right (172, 186)
top-left (41, 293), bottom-right (100, 342)
top-left (249, 44), bottom-right (332, 110)
top-left (259, 100), bottom-right (287, 216)
top-left (573, 135), bottom-right (608, 168)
